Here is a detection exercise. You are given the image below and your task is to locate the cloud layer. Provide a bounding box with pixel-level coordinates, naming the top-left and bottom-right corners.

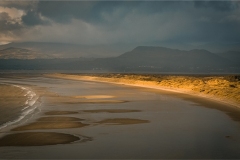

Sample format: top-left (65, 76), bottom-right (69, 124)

top-left (0, 1), bottom-right (240, 51)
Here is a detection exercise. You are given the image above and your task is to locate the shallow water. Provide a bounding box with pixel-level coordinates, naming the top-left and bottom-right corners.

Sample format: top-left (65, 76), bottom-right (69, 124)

top-left (0, 75), bottom-right (240, 159)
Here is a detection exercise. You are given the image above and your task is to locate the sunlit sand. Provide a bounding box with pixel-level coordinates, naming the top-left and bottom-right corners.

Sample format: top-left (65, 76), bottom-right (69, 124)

top-left (46, 95), bottom-right (127, 104)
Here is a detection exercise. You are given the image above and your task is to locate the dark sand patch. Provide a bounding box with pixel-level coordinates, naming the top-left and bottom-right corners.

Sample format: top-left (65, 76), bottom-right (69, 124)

top-left (37, 117), bottom-right (84, 122)
top-left (12, 121), bottom-right (89, 131)
top-left (97, 118), bottom-right (149, 125)
top-left (83, 109), bottom-right (141, 113)
top-left (45, 111), bottom-right (78, 115)
top-left (0, 132), bottom-right (79, 146)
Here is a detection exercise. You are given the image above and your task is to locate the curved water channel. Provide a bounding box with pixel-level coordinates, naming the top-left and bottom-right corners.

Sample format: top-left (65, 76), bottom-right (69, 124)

top-left (0, 75), bottom-right (240, 159)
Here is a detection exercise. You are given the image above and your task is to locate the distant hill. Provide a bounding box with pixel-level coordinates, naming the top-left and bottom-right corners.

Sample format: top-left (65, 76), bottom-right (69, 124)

top-left (0, 46), bottom-right (239, 73)
top-left (99, 46), bottom-right (238, 72)
top-left (0, 47), bottom-right (50, 59)
top-left (216, 51), bottom-right (240, 64)
top-left (0, 42), bottom-right (128, 58)
top-left (196, 42), bottom-right (240, 53)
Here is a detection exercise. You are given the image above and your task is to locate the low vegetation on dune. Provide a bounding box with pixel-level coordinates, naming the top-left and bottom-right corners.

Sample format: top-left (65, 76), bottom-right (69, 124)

top-left (97, 74), bottom-right (240, 106)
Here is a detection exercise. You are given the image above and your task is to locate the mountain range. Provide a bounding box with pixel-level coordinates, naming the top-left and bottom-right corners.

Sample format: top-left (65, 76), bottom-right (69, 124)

top-left (0, 42), bottom-right (130, 58)
top-left (0, 44), bottom-right (239, 73)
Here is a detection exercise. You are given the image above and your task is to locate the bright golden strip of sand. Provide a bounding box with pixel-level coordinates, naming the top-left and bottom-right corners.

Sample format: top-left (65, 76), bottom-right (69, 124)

top-left (46, 95), bottom-right (126, 104)
top-left (74, 95), bottom-right (115, 99)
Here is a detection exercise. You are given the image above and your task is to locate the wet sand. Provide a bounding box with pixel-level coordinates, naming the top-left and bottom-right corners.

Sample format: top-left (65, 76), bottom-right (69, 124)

top-left (97, 118), bottom-right (150, 125)
top-left (37, 116), bottom-right (84, 121)
top-left (0, 74), bottom-right (240, 159)
top-left (83, 109), bottom-right (141, 113)
top-left (45, 111), bottom-right (78, 115)
top-left (12, 121), bottom-right (89, 131)
top-left (0, 132), bottom-right (80, 146)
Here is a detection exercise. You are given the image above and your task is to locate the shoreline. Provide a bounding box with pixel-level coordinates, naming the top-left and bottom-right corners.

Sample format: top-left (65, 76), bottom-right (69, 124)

top-left (0, 83), bottom-right (40, 131)
top-left (1, 74), bottom-right (240, 158)
top-left (46, 73), bottom-right (240, 109)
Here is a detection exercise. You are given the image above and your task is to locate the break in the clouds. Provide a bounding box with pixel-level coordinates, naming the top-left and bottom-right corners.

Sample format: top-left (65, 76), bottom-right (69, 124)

top-left (0, 1), bottom-right (240, 49)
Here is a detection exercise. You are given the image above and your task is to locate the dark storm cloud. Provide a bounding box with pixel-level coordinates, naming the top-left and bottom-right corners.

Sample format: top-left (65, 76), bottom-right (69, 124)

top-left (194, 1), bottom-right (239, 12)
top-left (0, 12), bottom-right (22, 31)
top-left (22, 10), bottom-right (48, 26)
top-left (37, 1), bottom-right (90, 23)
top-left (0, 1), bottom-right (240, 51)
top-left (36, 1), bottom-right (188, 24)
top-left (37, 1), bottom-right (140, 24)
top-left (0, 1), bottom-right (48, 29)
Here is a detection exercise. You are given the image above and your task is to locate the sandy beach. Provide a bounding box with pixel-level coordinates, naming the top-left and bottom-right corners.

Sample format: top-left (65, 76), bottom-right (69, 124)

top-left (1, 74), bottom-right (240, 159)
top-left (46, 73), bottom-right (240, 108)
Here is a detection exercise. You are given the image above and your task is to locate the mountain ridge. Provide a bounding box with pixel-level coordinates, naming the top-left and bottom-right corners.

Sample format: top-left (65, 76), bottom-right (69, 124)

top-left (0, 42), bottom-right (129, 58)
top-left (0, 45), bottom-right (239, 73)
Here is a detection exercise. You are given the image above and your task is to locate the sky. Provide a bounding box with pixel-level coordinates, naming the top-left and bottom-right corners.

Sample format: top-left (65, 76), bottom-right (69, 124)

top-left (0, 0), bottom-right (240, 52)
